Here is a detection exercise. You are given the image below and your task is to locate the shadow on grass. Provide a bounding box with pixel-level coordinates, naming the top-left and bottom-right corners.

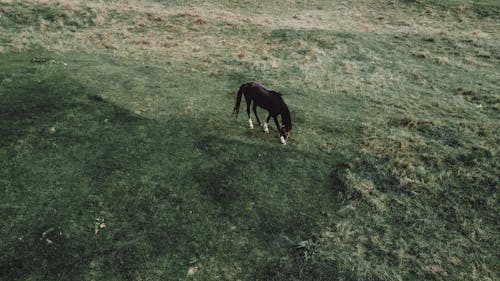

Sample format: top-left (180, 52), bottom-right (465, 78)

top-left (0, 54), bottom-right (210, 280)
top-left (194, 133), bottom-right (352, 280)
top-left (1, 52), bottom-right (352, 280)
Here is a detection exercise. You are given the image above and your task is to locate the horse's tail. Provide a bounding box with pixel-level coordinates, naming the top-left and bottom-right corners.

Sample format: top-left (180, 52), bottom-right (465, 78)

top-left (233, 84), bottom-right (245, 117)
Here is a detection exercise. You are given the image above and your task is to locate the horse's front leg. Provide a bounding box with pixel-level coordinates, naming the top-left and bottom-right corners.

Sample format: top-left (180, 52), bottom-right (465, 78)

top-left (263, 113), bottom-right (271, 133)
top-left (272, 115), bottom-right (286, 144)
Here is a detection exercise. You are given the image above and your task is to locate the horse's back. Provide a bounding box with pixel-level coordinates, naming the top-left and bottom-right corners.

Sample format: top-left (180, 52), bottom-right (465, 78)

top-left (239, 82), bottom-right (285, 113)
top-left (241, 82), bottom-right (280, 98)
top-left (241, 82), bottom-right (268, 93)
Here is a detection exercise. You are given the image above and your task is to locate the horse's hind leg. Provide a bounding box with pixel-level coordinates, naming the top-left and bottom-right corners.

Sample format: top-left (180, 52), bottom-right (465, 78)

top-left (245, 96), bottom-right (253, 129)
top-left (252, 104), bottom-right (261, 126)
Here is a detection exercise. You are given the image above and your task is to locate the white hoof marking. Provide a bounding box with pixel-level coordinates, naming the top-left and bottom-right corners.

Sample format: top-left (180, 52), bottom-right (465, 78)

top-left (248, 118), bottom-right (254, 129)
top-left (280, 136), bottom-right (286, 144)
top-left (263, 123), bottom-right (269, 133)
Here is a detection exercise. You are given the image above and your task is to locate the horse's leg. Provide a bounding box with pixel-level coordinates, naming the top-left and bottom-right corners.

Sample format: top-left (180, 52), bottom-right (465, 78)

top-left (272, 115), bottom-right (286, 144)
top-left (252, 104), bottom-right (261, 126)
top-left (245, 96), bottom-right (253, 129)
top-left (263, 113), bottom-right (271, 133)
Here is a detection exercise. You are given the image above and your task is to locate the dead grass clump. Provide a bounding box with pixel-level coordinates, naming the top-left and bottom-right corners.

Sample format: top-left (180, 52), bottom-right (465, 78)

top-left (10, 31), bottom-right (31, 52)
top-left (457, 4), bottom-right (469, 13)
top-left (338, 170), bottom-right (386, 211)
top-left (92, 14), bottom-right (106, 26)
top-left (455, 87), bottom-right (477, 96)
top-left (161, 40), bottom-right (178, 48)
top-left (395, 115), bottom-right (439, 132)
top-left (132, 16), bottom-right (148, 28)
top-left (146, 11), bottom-right (165, 22)
top-left (361, 124), bottom-right (427, 166)
top-left (194, 18), bottom-right (207, 25)
top-left (413, 50), bottom-right (431, 59)
top-left (132, 38), bottom-right (151, 46)
top-left (298, 46), bottom-right (324, 64)
top-left (434, 55), bottom-right (450, 65)
top-left (471, 29), bottom-right (490, 39)
top-left (341, 60), bottom-right (354, 74)
top-left (39, 18), bottom-right (50, 31)
top-left (103, 42), bottom-right (118, 50)
top-left (177, 11), bottom-right (201, 19)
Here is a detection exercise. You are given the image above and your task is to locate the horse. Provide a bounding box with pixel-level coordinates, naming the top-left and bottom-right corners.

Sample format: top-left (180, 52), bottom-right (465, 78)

top-left (233, 82), bottom-right (292, 144)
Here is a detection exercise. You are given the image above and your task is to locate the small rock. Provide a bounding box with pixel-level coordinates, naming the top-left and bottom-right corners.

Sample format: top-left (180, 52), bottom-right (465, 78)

top-left (424, 264), bottom-right (443, 272)
top-left (32, 56), bottom-right (46, 63)
top-left (186, 266), bottom-right (198, 277)
top-left (322, 231), bottom-right (335, 238)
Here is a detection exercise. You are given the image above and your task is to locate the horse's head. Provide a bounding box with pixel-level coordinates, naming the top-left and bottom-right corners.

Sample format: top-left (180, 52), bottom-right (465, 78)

top-left (280, 124), bottom-right (292, 140)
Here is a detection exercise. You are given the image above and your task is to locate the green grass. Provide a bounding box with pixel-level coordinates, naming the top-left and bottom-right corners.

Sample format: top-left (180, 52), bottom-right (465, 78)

top-left (1, 0), bottom-right (499, 280)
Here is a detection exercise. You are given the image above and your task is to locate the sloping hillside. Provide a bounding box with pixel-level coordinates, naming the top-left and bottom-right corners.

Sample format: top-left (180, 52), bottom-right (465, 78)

top-left (1, 0), bottom-right (498, 280)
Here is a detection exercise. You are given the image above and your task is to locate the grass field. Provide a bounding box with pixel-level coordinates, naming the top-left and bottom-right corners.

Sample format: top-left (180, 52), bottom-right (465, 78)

top-left (1, 0), bottom-right (499, 280)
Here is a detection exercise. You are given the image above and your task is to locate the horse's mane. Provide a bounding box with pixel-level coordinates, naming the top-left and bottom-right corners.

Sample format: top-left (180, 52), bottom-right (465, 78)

top-left (282, 103), bottom-right (292, 126)
top-left (274, 93), bottom-right (291, 130)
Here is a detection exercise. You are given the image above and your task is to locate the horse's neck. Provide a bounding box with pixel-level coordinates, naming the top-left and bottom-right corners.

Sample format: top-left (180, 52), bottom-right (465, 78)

top-left (281, 103), bottom-right (291, 126)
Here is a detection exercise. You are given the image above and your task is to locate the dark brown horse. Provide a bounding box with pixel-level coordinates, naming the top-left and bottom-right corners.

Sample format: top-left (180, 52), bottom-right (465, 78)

top-left (233, 82), bottom-right (292, 144)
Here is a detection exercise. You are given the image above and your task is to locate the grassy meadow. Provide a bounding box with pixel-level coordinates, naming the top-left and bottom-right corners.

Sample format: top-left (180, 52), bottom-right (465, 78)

top-left (1, 0), bottom-right (499, 280)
